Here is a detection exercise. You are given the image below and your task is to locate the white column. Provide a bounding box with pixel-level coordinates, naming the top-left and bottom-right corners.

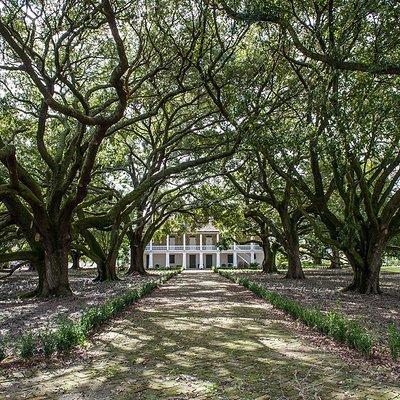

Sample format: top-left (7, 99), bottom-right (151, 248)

top-left (165, 253), bottom-right (170, 268)
top-left (149, 252), bottom-right (153, 268)
top-left (233, 242), bottom-right (237, 267)
top-left (250, 251), bottom-right (255, 264)
top-left (199, 234), bottom-right (203, 268)
top-left (215, 232), bottom-right (220, 268)
top-left (182, 253), bottom-right (187, 269)
top-left (250, 236), bottom-right (254, 250)
top-left (183, 233), bottom-right (186, 251)
top-left (166, 235), bottom-right (170, 251)
top-left (150, 239), bottom-right (153, 251)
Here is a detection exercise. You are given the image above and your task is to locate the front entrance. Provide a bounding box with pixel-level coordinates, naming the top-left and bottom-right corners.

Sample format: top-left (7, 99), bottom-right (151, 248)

top-left (205, 254), bottom-right (213, 269)
top-left (189, 254), bottom-right (197, 268)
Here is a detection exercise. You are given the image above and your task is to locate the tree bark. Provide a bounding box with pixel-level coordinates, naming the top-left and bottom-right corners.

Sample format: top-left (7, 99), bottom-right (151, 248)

top-left (22, 255), bottom-right (50, 298)
top-left (41, 236), bottom-right (73, 296)
top-left (344, 242), bottom-right (384, 294)
top-left (329, 247), bottom-right (341, 269)
top-left (261, 238), bottom-right (278, 273)
top-left (94, 258), bottom-right (119, 282)
top-left (342, 227), bottom-right (389, 294)
top-left (126, 228), bottom-right (146, 275)
top-left (27, 237), bottom-right (73, 297)
top-left (285, 247), bottom-right (305, 279)
top-left (71, 250), bottom-right (81, 270)
top-left (280, 212), bottom-right (305, 279)
top-left (312, 255), bottom-right (322, 266)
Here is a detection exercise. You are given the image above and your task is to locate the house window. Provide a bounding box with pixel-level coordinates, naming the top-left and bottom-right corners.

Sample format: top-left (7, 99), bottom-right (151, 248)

top-left (146, 254), bottom-right (149, 267)
top-left (227, 254), bottom-right (233, 264)
top-left (169, 254), bottom-right (175, 264)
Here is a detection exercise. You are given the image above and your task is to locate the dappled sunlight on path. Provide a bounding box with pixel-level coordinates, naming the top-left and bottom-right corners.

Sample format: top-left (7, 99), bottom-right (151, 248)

top-left (0, 271), bottom-right (399, 399)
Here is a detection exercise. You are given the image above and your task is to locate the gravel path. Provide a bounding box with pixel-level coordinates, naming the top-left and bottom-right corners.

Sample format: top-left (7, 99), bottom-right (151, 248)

top-left (0, 271), bottom-right (399, 399)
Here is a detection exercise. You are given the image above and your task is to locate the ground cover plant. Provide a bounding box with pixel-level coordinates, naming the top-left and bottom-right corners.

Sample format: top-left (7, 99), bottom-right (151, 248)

top-left (0, 0), bottom-right (399, 397)
top-left (0, 271), bottom-right (180, 361)
top-left (216, 268), bottom-right (381, 357)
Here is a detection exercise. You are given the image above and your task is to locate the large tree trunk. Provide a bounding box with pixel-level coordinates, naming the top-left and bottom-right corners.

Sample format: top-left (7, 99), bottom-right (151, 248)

top-left (343, 229), bottom-right (388, 294)
top-left (261, 239), bottom-right (278, 273)
top-left (286, 248), bottom-right (305, 279)
top-left (126, 229), bottom-right (146, 275)
top-left (344, 242), bottom-right (384, 294)
top-left (94, 258), bottom-right (119, 282)
top-left (22, 254), bottom-right (50, 298)
top-left (71, 250), bottom-right (80, 270)
top-left (284, 234), bottom-right (305, 279)
top-left (39, 234), bottom-right (73, 297)
top-left (283, 226), bottom-right (304, 279)
top-left (312, 254), bottom-right (322, 266)
top-left (329, 247), bottom-right (341, 269)
top-left (279, 209), bottom-right (305, 279)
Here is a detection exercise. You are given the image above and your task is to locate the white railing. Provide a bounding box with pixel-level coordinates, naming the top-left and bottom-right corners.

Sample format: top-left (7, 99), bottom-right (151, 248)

top-left (170, 245), bottom-right (184, 250)
top-left (184, 245), bottom-right (201, 250)
top-left (151, 245), bottom-right (167, 250)
top-left (202, 245), bottom-right (217, 250)
top-left (236, 245), bottom-right (252, 251)
top-left (145, 244), bottom-right (263, 251)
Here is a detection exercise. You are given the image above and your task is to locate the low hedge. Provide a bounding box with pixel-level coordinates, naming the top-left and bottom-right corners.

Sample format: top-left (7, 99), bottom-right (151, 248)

top-left (215, 268), bottom-right (374, 356)
top-left (1, 270), bottom-right (180, 361)
top-left (388, 324), bottom-right (400, 361)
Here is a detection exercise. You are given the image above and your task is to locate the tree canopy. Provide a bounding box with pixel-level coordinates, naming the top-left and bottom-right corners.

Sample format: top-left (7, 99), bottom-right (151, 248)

top-left (0, 0), bottom-right (399, 296)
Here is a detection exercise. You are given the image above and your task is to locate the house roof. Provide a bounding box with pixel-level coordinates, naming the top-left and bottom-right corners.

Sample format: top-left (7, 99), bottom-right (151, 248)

top-left (196, 221), bottom-right (219, 233)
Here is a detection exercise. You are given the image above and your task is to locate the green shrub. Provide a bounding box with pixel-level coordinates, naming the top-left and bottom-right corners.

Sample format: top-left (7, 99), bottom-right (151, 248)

top-left (345, 321), bottom-right (372, 355)
top-left (39, 331), bottom-right (57, 357)
top-left (11, 270), bottom-right (180, 359)
top-left (216, 269), bottom-right (373, 356)
top-left (0, 336), bottom-right (7, 361)
top-left (326, 312), bottom-right (347, 342)
top-left (138, 282), bottom-right (156, 297)
top-left (55, 318), bottom-right (84, 352)
top-left (18, 333), bottom-right (36, 359)
top-left (80, 306), bottom-right (102, 333)
top-left (388, 324), bottom-right (400, 360)
top-left (110, 297), bottom-right (125, 314)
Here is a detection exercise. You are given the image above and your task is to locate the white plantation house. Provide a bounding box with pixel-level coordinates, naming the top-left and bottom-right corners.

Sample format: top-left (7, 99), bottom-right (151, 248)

top-left (144, 221), bottom-right (264, 269)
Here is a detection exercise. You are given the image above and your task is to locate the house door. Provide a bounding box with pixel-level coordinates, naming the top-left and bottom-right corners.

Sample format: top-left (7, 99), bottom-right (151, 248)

top-left (189, 254), bottom-right (197, 268)
top-left (205, 254), bottom-right (213, 268)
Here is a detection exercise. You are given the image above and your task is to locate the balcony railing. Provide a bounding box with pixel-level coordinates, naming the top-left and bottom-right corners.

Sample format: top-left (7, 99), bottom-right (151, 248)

top-left (185, 245), bottom-right (201, 250)
top-left (145, 244), bottom-right (263, 251)
top-left (235, 245), bottom-right (252, 250)
top-left (202, 245), bottom-right (217, 250)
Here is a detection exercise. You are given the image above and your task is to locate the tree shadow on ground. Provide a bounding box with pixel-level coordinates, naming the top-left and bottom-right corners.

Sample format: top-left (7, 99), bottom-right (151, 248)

top-left (238, 268), bottom-right (400, 343)
top-left (0, 272), bottom-right (399, 400)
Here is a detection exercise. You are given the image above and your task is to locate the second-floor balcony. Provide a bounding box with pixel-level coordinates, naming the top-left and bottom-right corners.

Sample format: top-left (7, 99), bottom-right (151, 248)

top-left (146, 244), bottom-right (262, 251)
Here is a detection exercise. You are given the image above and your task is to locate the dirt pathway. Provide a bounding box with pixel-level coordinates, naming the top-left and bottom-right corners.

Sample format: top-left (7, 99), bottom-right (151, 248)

top-left (0, 271), bottom-right (399, 399)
